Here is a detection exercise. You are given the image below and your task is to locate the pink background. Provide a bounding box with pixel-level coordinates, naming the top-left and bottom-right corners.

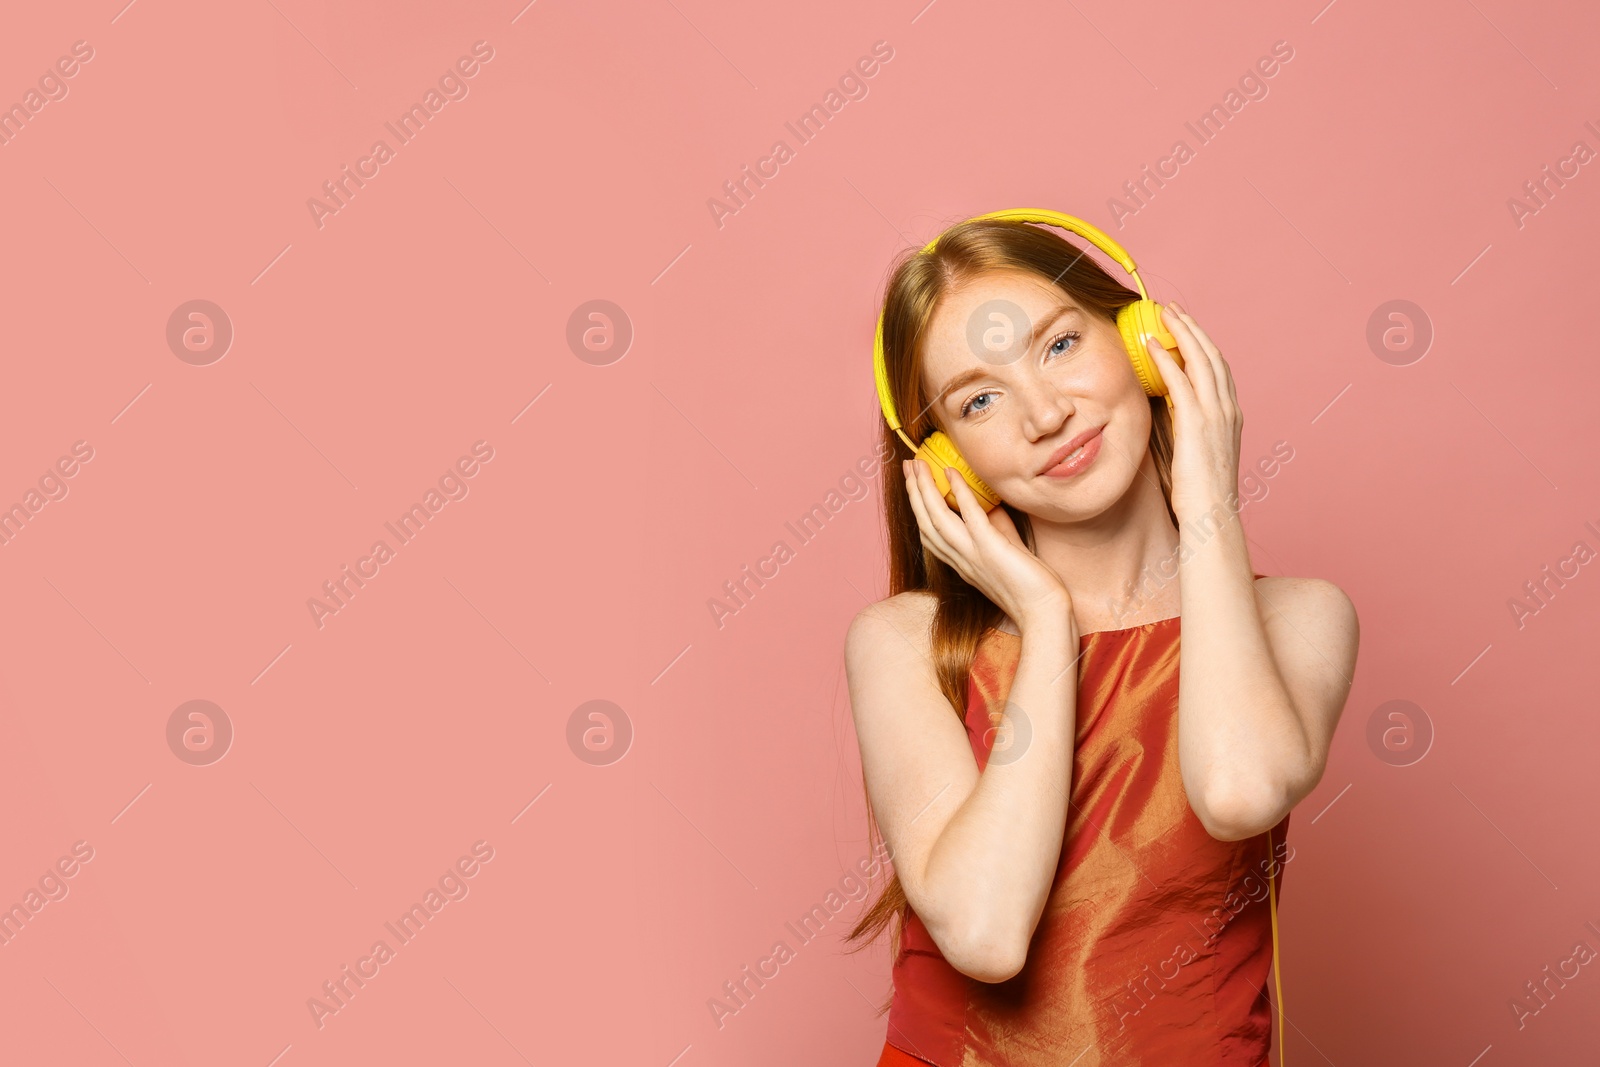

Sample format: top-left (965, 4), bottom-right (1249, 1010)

top-left (1, 0), bottom-right (1596, 1063)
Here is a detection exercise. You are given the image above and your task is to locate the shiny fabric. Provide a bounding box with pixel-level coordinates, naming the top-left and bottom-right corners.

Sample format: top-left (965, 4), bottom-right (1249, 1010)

top-left (883, 612), bottom-right (1289, 1067)
top-left (878, 1037), bottom-right (937, 1067)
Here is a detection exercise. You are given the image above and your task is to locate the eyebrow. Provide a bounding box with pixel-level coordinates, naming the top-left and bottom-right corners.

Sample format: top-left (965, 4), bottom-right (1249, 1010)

top-left (935, 303), bottom-right (1082, 405)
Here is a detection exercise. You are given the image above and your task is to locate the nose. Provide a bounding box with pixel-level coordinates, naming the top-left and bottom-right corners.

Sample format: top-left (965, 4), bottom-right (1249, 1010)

top-left (1019, 373), bottom-right (1074, 441)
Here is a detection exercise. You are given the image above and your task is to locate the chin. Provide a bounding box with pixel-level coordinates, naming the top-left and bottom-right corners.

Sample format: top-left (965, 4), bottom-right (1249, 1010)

top-left (1024, 454), bottom-right (1130, 515)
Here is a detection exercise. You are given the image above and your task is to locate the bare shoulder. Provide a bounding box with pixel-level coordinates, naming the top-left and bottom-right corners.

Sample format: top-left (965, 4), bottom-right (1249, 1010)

top-left (845, 589), bottom-right (937, 654)
top-left (1253, 575), bottom-right (1360, 672)
top-left (844, 591), bottom-right (941, 706)
top-left (1254, 575), bottom-right (1358, 626)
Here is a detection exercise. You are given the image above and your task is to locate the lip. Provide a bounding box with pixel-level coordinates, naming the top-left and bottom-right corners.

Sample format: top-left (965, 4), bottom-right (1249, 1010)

top-left (1037, 426), bottom-right (1105, 478)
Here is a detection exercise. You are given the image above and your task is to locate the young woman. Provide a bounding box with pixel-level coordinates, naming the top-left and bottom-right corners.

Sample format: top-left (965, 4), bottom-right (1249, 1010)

top-left (844, 212), bottom-right (1359, 1066)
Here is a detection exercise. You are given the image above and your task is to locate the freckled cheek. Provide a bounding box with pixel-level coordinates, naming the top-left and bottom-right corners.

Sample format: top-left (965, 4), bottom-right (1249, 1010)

top-left (957, 424), bottom-right (1030, 487)
top-left (1095, 350), bottom-right (1141, 394)
top-left (1084, 359), bottom-right (1152, 418)
top-left (1054, 349), bottom-right (1127, 397)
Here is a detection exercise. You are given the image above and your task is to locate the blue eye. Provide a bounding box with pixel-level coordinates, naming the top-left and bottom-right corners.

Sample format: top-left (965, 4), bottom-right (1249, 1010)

top-left (1047, 330), bottom-right (1081, 357)
top-left (960, 391), bottom-right (995, 418)
top-left (958, 331), bottom-right (1081, 418)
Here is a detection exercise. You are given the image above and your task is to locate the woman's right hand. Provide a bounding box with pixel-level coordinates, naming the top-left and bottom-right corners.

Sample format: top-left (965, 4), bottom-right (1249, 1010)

top-left (903, 458), bottom-right (1075, 634)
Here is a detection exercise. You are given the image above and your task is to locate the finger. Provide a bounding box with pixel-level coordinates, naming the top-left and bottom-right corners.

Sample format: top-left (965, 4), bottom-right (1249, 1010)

top-left (904, 477), bottom-right (959, 573)
top-left (1169, 305), bottom-right (1235, 415)
top-left (987, 502), bottom-right (1028, 551)
top-left (944, 467), bottom-right (1008, 554)
top-left (921, 461), bottom-right (979, 556)
top-left (1169, 304), bottom-right (1222, 361)
top-left (1161, 305), bottom-right (1221, 414)
top-left (901, 460), bottom-right (948, 559)
top-left (1146, 333), bottom-right (1197, 418)
top-left (905, 459), bottom-right (971, 560)
top-left (944, 465), bottom-right (987, 529)
top-left (1218, 352), bottom-right (1239, 412)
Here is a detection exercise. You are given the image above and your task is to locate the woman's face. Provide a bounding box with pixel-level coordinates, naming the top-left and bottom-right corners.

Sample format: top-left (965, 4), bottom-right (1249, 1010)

top-left (918, 269), bottom-right (1154, 520)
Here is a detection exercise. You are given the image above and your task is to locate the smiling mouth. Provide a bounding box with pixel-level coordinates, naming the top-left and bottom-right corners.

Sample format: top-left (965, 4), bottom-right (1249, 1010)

top-left (1059, 441), bottom-right (1090, 464)
top-left (1037, 425), bottom-right (1105, 476)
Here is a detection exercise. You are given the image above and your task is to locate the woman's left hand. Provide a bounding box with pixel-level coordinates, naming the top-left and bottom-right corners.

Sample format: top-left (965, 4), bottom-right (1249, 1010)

top-left (1143, 304), bottom-right (1243, 527)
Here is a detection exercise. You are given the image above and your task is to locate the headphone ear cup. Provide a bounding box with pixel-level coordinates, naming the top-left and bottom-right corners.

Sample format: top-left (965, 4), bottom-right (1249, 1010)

top-left (917, 432), bottom-right (1003, 512)
top-left (1117, 300), bottom-right (1183, 397)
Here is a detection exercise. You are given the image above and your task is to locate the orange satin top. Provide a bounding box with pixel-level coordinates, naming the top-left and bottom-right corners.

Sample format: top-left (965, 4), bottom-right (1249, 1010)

top-left (882, 610), bottom-right (1290, 1067)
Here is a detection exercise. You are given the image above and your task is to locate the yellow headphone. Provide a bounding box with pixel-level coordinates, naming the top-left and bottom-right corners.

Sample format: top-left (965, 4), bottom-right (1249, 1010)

top-left (1268, 824), bottom-right (1285, 1066)
top-left (872, 208), bottom-right (1183, 512)
top-left (872, 209), bottom-right (1287, 1060)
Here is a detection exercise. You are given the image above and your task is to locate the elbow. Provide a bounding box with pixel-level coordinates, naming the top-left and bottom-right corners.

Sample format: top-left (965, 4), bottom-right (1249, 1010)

top-left (949, 940), bottom-right (1027, 984)
top-left (955, 940), bottom-right (1027, 984)
top-left (1196, 777), bottom-right (1294, 843)
top-left (926, 912), bottom-right (1029, 984)
top-left (1196, 744), bottom-right (1323, 842)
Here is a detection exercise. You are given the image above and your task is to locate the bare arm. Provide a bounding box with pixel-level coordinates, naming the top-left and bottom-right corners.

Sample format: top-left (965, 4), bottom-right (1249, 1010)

top-left (1173, 513), bottom-right (1358, 839)
top-left (847, 594), bottom-right (1080, 983)
top-left (1144, 305), bottom-right (1361, 840)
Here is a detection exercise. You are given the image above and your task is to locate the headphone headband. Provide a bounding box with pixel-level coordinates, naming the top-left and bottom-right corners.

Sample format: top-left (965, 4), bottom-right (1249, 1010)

top-left (873, 209), bottom-right (1152, 441)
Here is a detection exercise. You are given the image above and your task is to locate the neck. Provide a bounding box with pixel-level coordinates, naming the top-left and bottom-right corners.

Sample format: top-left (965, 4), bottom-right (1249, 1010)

top-left (1026, 449), bottom-right (1181, 631)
